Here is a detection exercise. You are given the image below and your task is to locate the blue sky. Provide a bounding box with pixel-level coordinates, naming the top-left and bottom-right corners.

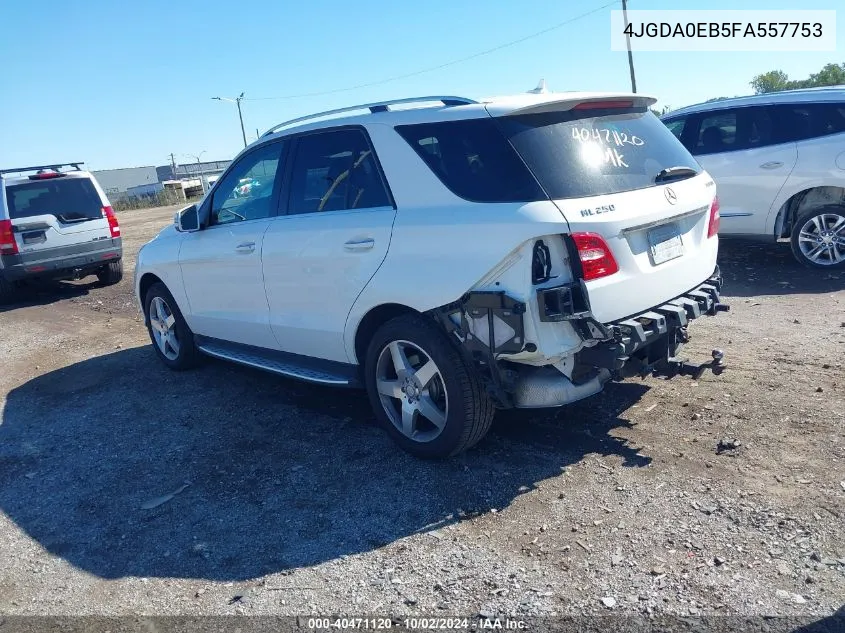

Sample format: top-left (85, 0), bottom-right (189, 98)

top-left (1, 0), bottom-right (841, 170)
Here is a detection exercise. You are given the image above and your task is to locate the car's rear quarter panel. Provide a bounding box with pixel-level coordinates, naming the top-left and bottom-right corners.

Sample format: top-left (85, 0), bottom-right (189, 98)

top-left (343, 124), bottom-right (579, 363)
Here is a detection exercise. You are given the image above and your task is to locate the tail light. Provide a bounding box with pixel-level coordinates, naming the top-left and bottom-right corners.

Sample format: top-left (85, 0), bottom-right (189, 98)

top-left (571, 232), bottom-right (619, 281)
top-left (0, 220), bottom-right (18, 255)
top-left (707, 196), bottom-right (720, 238)
top-left (28, 171), bottom-right (67, 180)
top-left (573, 100), bottom-right (634, 110)
top-left (102, 206), bottom-right (120, 238)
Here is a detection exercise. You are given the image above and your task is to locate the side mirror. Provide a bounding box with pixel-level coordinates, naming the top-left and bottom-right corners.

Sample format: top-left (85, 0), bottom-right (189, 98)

top-left (175, 204), bottom-right (200, 232)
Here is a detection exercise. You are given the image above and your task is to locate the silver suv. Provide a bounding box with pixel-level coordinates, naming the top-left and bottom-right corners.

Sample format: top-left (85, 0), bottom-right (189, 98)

top-left (0, 162), bottom-right (123, 303)
top-left (661, 87), bottom-right (845, 268)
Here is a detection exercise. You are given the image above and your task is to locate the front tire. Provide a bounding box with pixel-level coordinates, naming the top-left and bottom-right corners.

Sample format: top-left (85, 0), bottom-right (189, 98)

top-left (97, 259), bottom-right (124, 285)
top-left (364, 314), bottom-right (494, 459)
top-left (144, 282), bottom-right (200, 370)
top-left (790, 206), bottom-right (845, 269)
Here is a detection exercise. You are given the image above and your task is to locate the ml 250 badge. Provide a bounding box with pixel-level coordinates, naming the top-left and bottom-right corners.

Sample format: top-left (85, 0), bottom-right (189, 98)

top-left (579, 204), bottom-right (616, 218)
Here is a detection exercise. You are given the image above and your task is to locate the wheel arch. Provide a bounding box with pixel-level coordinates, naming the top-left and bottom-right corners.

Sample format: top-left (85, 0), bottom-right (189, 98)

top-left (138, 272), bottom-right (191, 326)
top-left (773, 185), bottom-right (845, 239)
top-left (138, 272), bottom-right (164, 309)
top-left (353, 303), bottom-right (420, 365)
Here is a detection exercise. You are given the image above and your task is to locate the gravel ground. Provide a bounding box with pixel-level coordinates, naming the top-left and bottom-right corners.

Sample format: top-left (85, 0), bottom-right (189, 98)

top-left (0, 205), bottom-right (843, 625)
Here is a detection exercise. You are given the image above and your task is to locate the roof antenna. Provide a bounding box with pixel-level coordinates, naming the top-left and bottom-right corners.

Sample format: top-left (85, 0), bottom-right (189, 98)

top-left (528, 79), bottom-right (548, 94)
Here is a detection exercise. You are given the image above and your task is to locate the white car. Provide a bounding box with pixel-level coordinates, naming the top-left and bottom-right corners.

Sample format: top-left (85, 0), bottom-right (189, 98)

top-left (661, 87), bottom-right (845, 268)
top-left (135, 91), bottom-right (728, 458)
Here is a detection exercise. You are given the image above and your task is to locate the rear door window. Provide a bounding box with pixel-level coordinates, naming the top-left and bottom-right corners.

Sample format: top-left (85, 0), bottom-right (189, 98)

top-left (746, 106), bottom-right (776, 149)
top-left (497, 107), bottom-right (701, 200)
top-left (771, 102), bottom-right (845, 142)
top-left (5, 177), bottom-right (103, 221)
top-left (687, 106), bottom-right (781, 153)
top-left (395, 119), bottom-right (545, 203)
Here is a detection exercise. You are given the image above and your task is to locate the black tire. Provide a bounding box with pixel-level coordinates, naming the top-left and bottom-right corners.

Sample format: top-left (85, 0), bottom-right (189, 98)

top-left (0, 276), bottom-right (15, 305)
top-left (143, 282), bottom-right (201, 370)
top-left (97, 259), bottom-right (124, 285)
top-left (364, 313), bottom-right (495, 459)
top-left (790, 205), bottom-right (845, 269)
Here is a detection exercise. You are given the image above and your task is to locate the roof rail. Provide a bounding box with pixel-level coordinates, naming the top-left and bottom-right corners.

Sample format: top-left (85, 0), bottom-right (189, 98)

top-left (0, 162), bottom-right (84, 176)
top-left (262, 96), bottom-right (478, 137)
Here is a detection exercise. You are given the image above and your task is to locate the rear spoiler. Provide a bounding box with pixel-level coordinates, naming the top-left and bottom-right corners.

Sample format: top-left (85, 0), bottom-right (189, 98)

top-left (492, 94), bottom-right (657, 118)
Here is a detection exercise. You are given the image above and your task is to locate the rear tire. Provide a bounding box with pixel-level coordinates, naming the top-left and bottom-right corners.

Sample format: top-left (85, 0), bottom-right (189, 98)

top-left (364, 313), bottom-right (495, 459)
top-left (790, 205), bottom-right (845, 269)
top-left (144, 282), bottom-right (200, 370)
top-left (97, 259), bottom-right (124, 285)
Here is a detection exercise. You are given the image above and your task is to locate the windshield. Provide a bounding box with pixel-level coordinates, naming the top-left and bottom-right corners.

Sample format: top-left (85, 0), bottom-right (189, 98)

top-left (497, 107), bottom-right (702, 200)
top-left (5, 177), bottom-right (104, 221)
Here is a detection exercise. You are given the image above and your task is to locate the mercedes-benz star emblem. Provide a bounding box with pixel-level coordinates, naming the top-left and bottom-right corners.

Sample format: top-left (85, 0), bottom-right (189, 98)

top-left (664, 187), bottom-right (678, 205)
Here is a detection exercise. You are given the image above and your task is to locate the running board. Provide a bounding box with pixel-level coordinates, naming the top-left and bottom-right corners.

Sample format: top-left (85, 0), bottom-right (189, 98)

top-left (196, 339), bottom-right (359, 387)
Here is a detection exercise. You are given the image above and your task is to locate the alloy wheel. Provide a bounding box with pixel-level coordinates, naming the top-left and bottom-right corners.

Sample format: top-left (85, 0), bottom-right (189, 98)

top-left (375, 340), bottom-right (449, 443)
top-left (796, 213), bottom-right (845, 266)
top-left (149, 296), bottom-right (180, 360)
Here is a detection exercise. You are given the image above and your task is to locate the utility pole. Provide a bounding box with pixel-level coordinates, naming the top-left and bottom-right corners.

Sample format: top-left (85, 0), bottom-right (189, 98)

top-left (621, 0), bottom-right (637, 93)
top-left (212, 93), bottom-right (248, 148)
top-left (196, 158), bottom-right (204, 194)
top-left (169, 153), bottom-right (176, 173)
top-left (236, 94), bottom-right (247, 148)
top-left (184, 151), bottom-right (207, 195)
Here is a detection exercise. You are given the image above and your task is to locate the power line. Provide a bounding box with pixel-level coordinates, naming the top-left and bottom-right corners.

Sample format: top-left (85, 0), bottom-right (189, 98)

top-left (245, 1), bottom-right (620, 102)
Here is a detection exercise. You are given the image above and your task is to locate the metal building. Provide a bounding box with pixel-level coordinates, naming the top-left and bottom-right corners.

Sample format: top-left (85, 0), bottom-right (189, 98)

top-left (92, 166), bottom-right (159, 200)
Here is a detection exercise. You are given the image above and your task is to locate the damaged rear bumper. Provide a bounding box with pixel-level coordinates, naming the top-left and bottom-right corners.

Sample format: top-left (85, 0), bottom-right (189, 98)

top-left (573, 266), bottom-right (730, 381)
top-left (509, 267), bottom-right (730, 407)
top-left (431, 267), bottom-right (729, 409)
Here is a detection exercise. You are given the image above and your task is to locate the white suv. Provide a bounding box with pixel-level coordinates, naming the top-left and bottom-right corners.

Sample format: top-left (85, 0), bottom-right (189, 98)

top-left (661, 87), bottom-right (845, 268)
top-left (134, 92), bottom-right (728, 458)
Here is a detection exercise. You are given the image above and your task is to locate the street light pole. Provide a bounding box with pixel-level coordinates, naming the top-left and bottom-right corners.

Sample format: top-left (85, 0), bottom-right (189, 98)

top-left (621, 0), bottom-right (637, 93)
top-left (212, 92), bottom-right (248, 148)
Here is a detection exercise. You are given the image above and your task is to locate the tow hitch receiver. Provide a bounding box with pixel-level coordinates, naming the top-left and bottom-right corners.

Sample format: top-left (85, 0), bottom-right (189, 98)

top-left (662, 348), bottom-right (726, 380)
top-left (626, 348), bottom-right (726, 381)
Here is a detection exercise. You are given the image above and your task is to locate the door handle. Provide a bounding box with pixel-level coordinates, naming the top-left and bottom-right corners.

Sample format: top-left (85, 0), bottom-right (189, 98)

top-left (344, 238), bottom-right (375, 252)
top-left (235, 241), bottom-right (256, 253)
top-left (760, 161), bottom-right (783, 169)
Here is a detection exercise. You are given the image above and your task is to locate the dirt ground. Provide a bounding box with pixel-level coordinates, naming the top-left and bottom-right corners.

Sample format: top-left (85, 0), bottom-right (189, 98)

top-left (0, 204), bottom-right (843, 623)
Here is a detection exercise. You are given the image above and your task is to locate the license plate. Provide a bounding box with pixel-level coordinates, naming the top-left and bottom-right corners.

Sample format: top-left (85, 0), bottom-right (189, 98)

top-left (648, 224), bottom-right (684, 265)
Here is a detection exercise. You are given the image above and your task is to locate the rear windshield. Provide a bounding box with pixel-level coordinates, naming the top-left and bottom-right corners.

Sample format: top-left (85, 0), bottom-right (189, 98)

top-left (497, 107), bottom-right (702, 200)
top-left (5, 177), bottom-right (103, 221)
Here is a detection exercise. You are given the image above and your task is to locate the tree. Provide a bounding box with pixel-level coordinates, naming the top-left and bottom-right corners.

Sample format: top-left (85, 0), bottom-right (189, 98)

top-left (750, 70), bottom-right (790, 94)
top-left (808, 62), bottom-right (845, 87)
top-left (750, 62), bottom-right (845, 94)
